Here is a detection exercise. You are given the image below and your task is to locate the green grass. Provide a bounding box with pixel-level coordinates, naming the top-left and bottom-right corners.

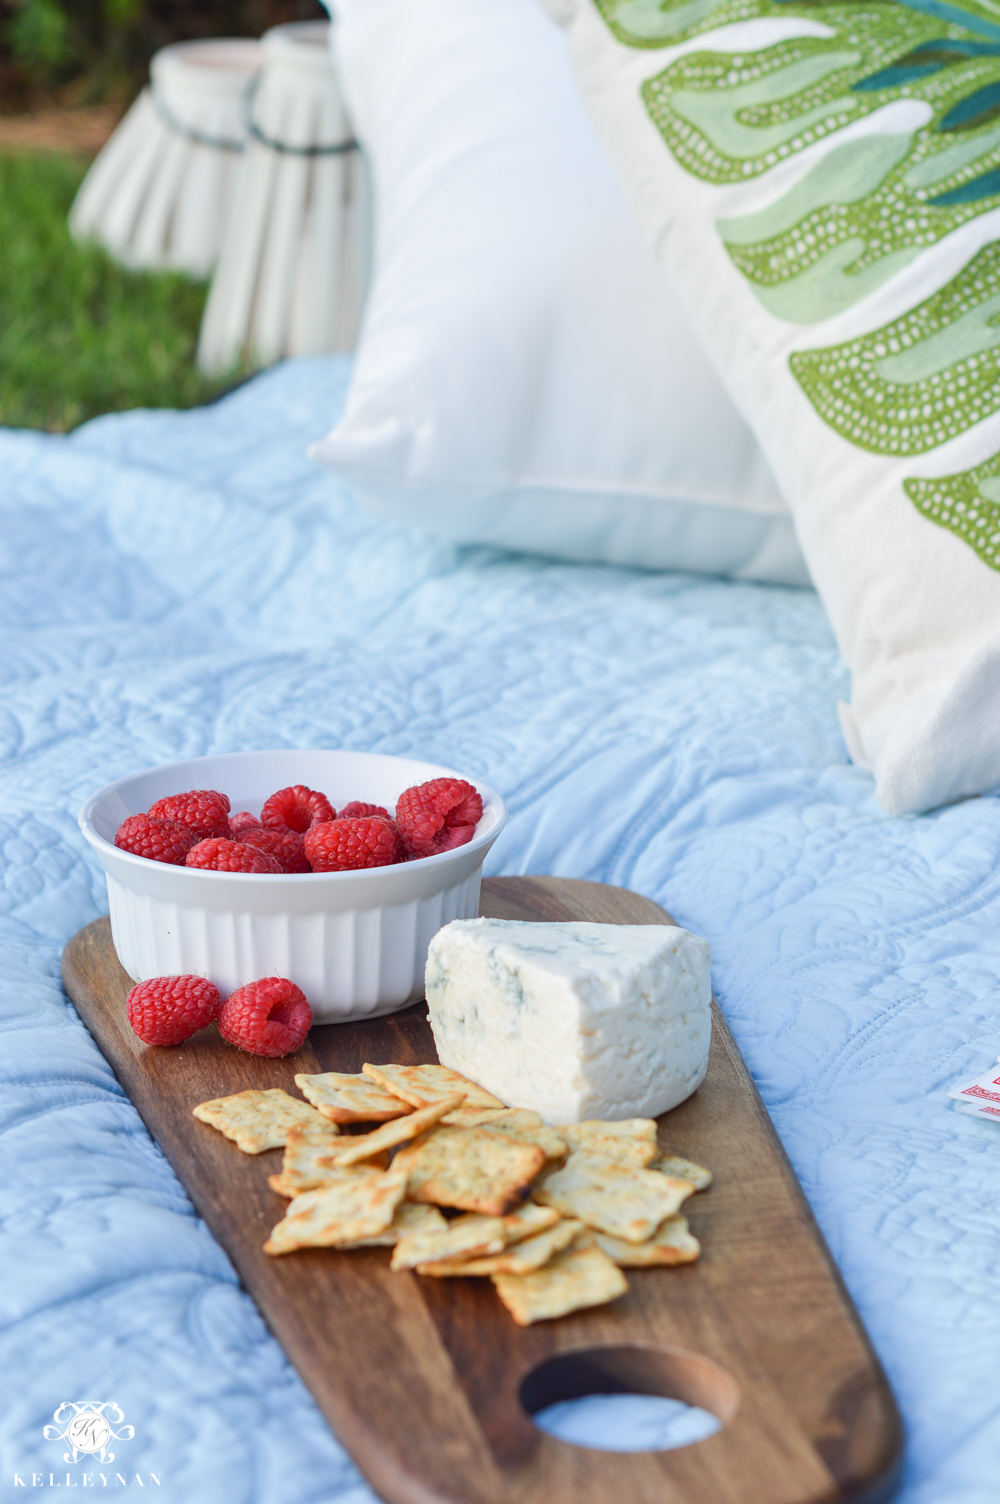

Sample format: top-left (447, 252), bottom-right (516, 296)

top-left (0, 151), bottom-right (240, 431)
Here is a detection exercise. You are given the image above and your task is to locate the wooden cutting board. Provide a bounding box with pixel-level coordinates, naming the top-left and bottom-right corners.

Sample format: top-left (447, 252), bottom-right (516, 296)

top-left (61, 877), bottom-right (902, 1504)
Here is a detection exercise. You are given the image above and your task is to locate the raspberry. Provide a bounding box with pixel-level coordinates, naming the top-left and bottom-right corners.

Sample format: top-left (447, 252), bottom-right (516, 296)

top-left (218, 977), bottom-right (312, 1057)
top-left (384, 817), bottom-right (407, 862)
top-left (126, 974), bottom-right (221, 1046)
top-left (185, 838), bottom-right (282, 874)
top-left (148, 789), bottom-right (231, 841)
top-left (395, 778), bottom-right (483, 859)
top-left (338, 801), bottom-right (390, 821)
top-left (115, 813), bottom-right (195, 865)
top-left (235, 825), bottom-right (310, 873)
top-left (228, 811), bottom-right (262, 837)
top-left (304, 817), bottom-right (401, 872)
top-left (260, 784), bottom-right (335, 833)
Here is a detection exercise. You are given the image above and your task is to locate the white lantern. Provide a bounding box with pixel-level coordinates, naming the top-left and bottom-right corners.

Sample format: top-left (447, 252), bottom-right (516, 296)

top-left (69, 38), bottom-right (261, 279)
top-left (196, 21), bottom-right (372, 375)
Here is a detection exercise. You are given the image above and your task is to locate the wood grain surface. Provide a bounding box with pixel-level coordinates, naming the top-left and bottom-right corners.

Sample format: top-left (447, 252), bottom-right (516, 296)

top-left (61, 876), bottom-right (903, 1504)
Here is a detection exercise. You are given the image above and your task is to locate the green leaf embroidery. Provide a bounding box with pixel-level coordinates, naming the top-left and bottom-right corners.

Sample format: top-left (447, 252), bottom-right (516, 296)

top-left (595, 0), bottom-right (1000, 569)
top-left (789, 241), bottom-right (1000, 453)
top-left (905, 454), bottom-right (1000, 567)
top-left (639, 5), bottom-right (1000, 318)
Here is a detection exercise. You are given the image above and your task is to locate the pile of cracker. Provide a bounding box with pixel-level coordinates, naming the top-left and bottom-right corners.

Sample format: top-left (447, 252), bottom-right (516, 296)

top-left (193, 1062), bottom-right (712, 1326)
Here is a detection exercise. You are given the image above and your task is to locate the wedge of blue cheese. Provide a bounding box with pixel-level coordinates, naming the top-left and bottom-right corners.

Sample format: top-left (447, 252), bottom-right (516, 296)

top-left (425, 919), bottom-right (711, 1124)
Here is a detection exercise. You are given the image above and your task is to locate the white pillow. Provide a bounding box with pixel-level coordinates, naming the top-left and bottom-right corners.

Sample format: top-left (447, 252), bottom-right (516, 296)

top-left (551, 0), bottom-right (1000, 814)
top-left (312, 0), bottom-right (809, 586)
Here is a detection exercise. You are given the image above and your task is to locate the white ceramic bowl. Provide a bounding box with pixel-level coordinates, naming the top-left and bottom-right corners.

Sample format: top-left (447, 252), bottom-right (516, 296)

top-left (79, 749), bottom-right (506, 1023)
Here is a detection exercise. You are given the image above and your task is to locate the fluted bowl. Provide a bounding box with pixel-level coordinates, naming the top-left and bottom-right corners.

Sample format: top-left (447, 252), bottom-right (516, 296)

top-left (79, 748), bottom-right (506, 1023)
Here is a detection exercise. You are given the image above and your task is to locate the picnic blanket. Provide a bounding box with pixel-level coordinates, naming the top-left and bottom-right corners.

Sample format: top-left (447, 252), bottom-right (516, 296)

top-left (0, 356), bottom-right (996, 1502)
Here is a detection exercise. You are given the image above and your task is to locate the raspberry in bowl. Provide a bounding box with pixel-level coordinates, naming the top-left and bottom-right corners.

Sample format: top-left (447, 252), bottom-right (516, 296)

top-left (79, 750), bottom-right (506, 1023)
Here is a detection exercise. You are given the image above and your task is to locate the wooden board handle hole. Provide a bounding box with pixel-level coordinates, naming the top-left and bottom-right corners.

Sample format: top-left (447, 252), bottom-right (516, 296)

top-left (519, 1343), bottom-right (740, 1454)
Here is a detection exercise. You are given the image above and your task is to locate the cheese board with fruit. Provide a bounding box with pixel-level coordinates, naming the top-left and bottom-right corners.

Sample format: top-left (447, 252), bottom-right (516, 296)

top-left (61, 869), bottom-right (902, 1504)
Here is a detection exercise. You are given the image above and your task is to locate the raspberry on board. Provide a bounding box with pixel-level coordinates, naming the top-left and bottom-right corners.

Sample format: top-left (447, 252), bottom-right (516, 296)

top-left (260, 784), bottom-right (335, 833)
top-left (115, 813), bottom-right (195, 865)
top-left (148, 789), bottom-right (231, 841)
top-left (218, 977), bottom-right (312, 1057)
top-left (126, 974), bottom-right (221, 1046)
top-left (185, 838), bottom-right (282, 874)
top-left (229, 811), bottom-right (262, 837)
top-left (304, 817), bottom-right (402, 872)
top-left (338, 801), bottom-right (391, 821)
top-left (236, 825), bottom-right (310, 873)
top-left (394, 778), bottom-right (483, 859)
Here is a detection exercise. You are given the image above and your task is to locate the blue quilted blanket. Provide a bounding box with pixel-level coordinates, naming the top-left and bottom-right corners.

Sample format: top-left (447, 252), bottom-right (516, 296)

top-left (1, 358), bottom-right (997, 1502)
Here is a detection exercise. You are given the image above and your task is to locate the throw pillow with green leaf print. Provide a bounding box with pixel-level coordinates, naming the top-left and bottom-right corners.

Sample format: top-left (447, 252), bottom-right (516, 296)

top-left (549, 0), bottom-right (1000, 815)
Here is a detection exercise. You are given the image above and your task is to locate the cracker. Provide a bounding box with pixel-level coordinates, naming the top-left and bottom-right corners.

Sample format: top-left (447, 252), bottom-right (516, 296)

top-left (294, 1071), bottom-right (411, 1124)
top-left (263, 1161), bottom-right (408, 1254)
top-left (559, 1119), bottom-right (658, 1168)
top-left (329, 1094), bottom-right (466, 1166)
top-left (281, 1127), bottom-right (344, 1185)
top-left (267, 1159), bottom-right (362, 1199)
top-left (405, 1201), bottom-right (558, 1273)
top-left (268, 1173), bottom-right (299, 1198)
top-left (420, 1218), bottom-right (582, 1277)
top-left (481, 1110), bottom-right (568, 1162)
top-left (339, 1200), bottom-right (448, 1250)
top-left (193, 1089), bottom-right (338, 1154)
top-left (393, 1125), bottom-right (545, 1216)
top-left (492, 1243), bottom-right (628, 1325)
top-left (590, 1214), bottom-right (701, 1267)
top-left (362, 1062), bottom-right (504, 1124)
top-left (441, 1106), bottom-right (509, 1128)
top-left (500, 1201), bottom-right (560, 1245)
top-left (533, 1151), bottom-right (694, 1242)
top-left (653, 1153), bottom-right (713, 1191)
top-left (391, 1212), bottom-right (507, 1271)
top-left (271, 1126), bottom-right (370, 1195)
